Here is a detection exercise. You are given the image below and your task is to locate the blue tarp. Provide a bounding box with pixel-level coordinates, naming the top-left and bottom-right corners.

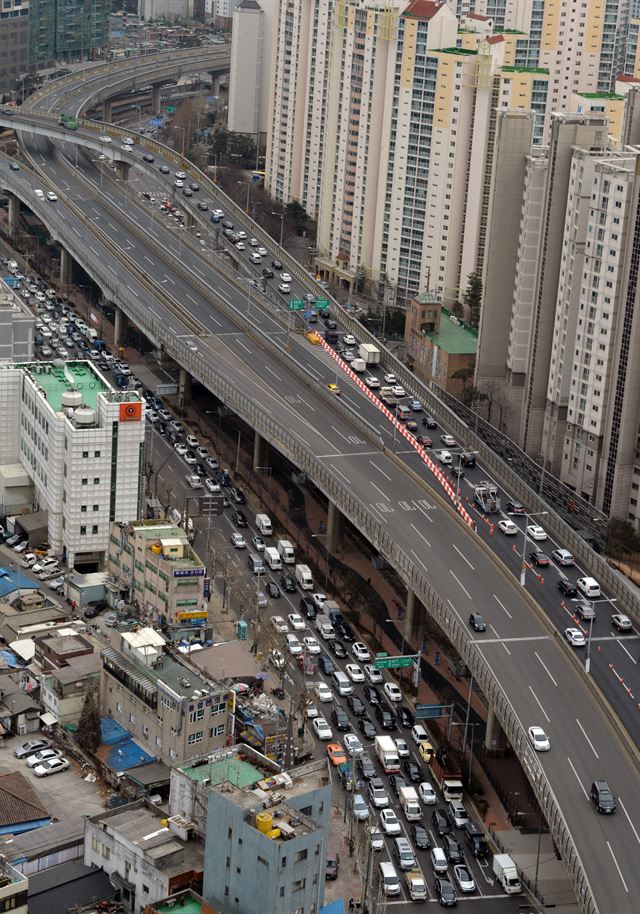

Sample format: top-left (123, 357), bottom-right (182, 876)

top-left (320, 901), bottom-right (346, 914)
top-left (0, 650), bottom-right (20, 668)
top-left (100, 717), bottom-right (155, 772)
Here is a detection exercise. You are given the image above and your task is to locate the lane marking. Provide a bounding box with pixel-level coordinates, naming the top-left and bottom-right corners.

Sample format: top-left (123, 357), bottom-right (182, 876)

top-left (368, 502), bottom-right (389, 525)
top-left (566, 757), bottom-right (589, 800)
top-left (370, 480), bottom-right (391, 502)
top-left (452, 544), bottom-right (474, 570)
top-left (328, 463), bottom-right (351, 486)
top-left (528, 685), bottom-right (550, 723)
top-left (449, 571), bottom-right (471, 600)
top-left (368, 460), bottom-right (392, 481)
top-left (575, 718), bottom-right (599, 759)
top-left (410, 523), bottom-right (431, 549)
top-left (493, 594), bottom-right (512, 619)
top-left (618, 798), bottom-right (640, 844)
top-left (236, 340), bottom-right (251, 354)
top-left (535, 651), bottom-right (558, 687)
top-left (410, 549), bottom-right (430, 575)
top-left (264, 365), bottom-right (282, 382)
top-left (607, 841), bottom-right (628, 893)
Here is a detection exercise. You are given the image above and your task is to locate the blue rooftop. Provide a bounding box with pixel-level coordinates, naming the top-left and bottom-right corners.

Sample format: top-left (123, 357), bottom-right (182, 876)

top-left (0, 567), bottom-right (40, 598)
top-left (100, 717), bottom-right (155, 772)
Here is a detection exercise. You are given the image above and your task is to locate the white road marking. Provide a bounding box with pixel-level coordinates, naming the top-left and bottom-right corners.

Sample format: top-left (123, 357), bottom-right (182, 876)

top-left (368, 460), bottom-right (392, 481)
top-left (144, 255), bottom-right (154, 265)
top-left (264, 365), bottom-right (282, 382)
top-left (236, 340), bottom-right (251, 354)
top-left (410, 549), bottom-right (430, 575)
top-left (566, 757), bottom-right (589, 800)
top-left (607, 841), bottom-right (628, 892)
top-left (368, 502), bottom-right (389, 525)
top-left (616, 640), bottom-right (637, 664)
top-left (535, 651), bottom-right (558, 686)
top-left (528, 685), bottom-right (550, 723)
top-left (493, 594), bottom-right (512, 619)
top-left (126, 285), bottom-right (139, 297)
top-left (618, 797), bottom-right (640, 844)
top-left (163, 274), bottom-right (176, 285)
top-left (186, 293), bottom-right (199, 306)
top-left (452, 544), bottom-right (474, 570)
top-left (410, 523), bottom-right (431, 549)
top-left (329, 463), bottom-right (351, 486)
top-left (370, 480), bottom-right (391, 502)
top-left (575, 718), bottom-right (599, 759)
top-left (449, 571), bottom-right (471, 600)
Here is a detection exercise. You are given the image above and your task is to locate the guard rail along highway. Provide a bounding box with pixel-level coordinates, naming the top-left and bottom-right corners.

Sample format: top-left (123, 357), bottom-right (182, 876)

top-left (0, 165), bottom-right (598, 914)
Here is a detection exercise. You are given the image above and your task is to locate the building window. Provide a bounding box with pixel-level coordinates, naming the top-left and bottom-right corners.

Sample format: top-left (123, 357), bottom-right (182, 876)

top-left (142, 885), bottom-right (149, 894)
top-left (93, 477), bottom-right (100, 484)
top-left (295, 849), bottom-right (308, 863)
top-left (188, 730), bottom-right (204, 744)
top-left (91, 836), bottom-right (99, 852)
top-left (93, 505), bottom-right (99, 511)
top-left (95, 450), bottom-right (101, 457)
top-left (82, 450), bottom-right (89, 458)
top-left (82, 478), bottom-right (88, 485)
top-left (80, 526), bottom-right (86, 535)
top-left (92, 525), bottom-right (98, 534)
top-left (189, 708), bottom-right (205, 723)
top-left (102, 845), bottom-right (110, 860)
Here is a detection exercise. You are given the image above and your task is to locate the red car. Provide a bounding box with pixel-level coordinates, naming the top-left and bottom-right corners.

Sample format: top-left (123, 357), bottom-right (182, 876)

top-left (327, 743), bottom-right (347, 766)
top-left (529, 550), bottom-right (550, 567)
top-left (326, 851), bottom-right (340, 880)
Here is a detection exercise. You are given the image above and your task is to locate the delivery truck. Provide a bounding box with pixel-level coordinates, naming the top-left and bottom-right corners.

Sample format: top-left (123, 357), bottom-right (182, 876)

top-left (255, 513), bottom-right (273, 535)
top-left (264, 546), bottom-right (281, 570)
top-left (359, 343), bottom-right (381, 365)
top-left (404, 869), bottom-right (428, 902)
top-left (351, 358), bottom-right (366, 373)
top-left (399, 786), bottom-right (422, 821)
top-left (429, 751), bottom-right (464, 802)
top-left (295, 563), bottom-right (313, 590)
top-left (277, 539), bottom-right (295, 564)
top-left (492, 854), bottom-right (522, 895)
top-left (375, 735), bottom-right (400, 773)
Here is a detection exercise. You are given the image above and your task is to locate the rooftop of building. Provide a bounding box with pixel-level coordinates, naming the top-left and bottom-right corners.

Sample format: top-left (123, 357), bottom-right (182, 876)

top-left (440, 46), bottom-right (477, 55)
top-left (423, 306), bottom-right (478, 355)
top-left (402, 0), bottom-right (447, 21)
top-left (0, 858), bottom-right (27, 887)
top-left (19, 360), bottom-right (109, 412)
top-left (148, 890), bottom-right (205, 914)
top-left (86, 800), bottom-right (204, 873)
top-left (495, 29), bottom-right (527, 35)
top-left (575, 91), bottom-right (625, 101)
top-left (120, 520), bottom-right (204, 569)
top-left (501, 65), bottom-right (550, 74)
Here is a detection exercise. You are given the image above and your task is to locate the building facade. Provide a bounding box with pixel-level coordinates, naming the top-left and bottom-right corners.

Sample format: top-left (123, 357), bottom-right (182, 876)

top-left (108, 520), bottom-right (208, 639)
top-left (405, 293), bottom-right (477, 397)
top-left (0, 360), bottom-right (144, 568)
top-left (0, 859), bottom-right (28, 914)
top-left (0, 1), bottom-right (30, 98)
top-left (0, 279), bottom-right (35, 362)
top-left (228, 0), bottom-right (276, 140)
top-left (101, 626), bottom-right (229, 764)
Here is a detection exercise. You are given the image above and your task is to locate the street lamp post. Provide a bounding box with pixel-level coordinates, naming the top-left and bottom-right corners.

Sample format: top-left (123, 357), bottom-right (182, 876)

top-left (271, 210), bottom-right (285, 247)
top-left (520, 510), bottom-right (548, 587)
top-left (238, 180), bottom-right (251, 212)
top-left (574, 596), bottom-right (616, 674)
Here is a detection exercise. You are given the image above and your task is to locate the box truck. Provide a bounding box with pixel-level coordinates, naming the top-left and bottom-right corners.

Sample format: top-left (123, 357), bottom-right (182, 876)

top-left (375, 735), bottom-right (400, 774)
top-left (277, 539), bottom-right (295, 564)
top-left (359, 343), bottom-right (381, 366)
top-left (399, 786), bottom-right (422, 821)
top-left (255, 513), bottom-right (273, 535)
top-left (295, 563), bottom-right (313, 590)
top-left (351, 358), bottom-right (366, 373)
top-left (492, 855), bottom-right (522, 895)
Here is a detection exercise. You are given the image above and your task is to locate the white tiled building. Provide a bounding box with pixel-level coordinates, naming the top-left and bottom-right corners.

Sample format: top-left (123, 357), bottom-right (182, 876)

top-left (0, 360), bottom-right (144, 568)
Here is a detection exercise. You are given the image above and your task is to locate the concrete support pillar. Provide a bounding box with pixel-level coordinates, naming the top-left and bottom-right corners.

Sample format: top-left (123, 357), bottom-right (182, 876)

top-left (114, 305), bottom-right (127, 350)
top-left (179, 366), bottom-right (192, 414)
top-left (211, 74), bottom-right (222, 96)
top-left (103, 99), bottom-right (112, 123)
top-left (113, 160), bottom-right (130, 181)
top-left (484, 704), bottom-right (506, 753)
top-left (326, 500), bottom-right (343, 554)
top-left (7, 194), bottom-right (20, 234)
top-left (152, 84), bottom-right (162, 115)
top-left (405, 589), bottom-right (416, 636)
top-left (253, 431), bottom-right (264, 471)
top-left (60, 247), bottom-right (73, 286)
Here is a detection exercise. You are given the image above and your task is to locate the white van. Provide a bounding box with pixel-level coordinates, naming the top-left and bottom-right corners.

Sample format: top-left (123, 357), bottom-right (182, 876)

top-left (332, 670), bottom-right (352, 696)
top-left (250, 252), bottom-right (262, 264)
top-left (277, 539), bottom-right (295, 564)
top-left (576, 576), bottom-right (601, 599)
top-left (378, 861), bottom-right (401, 896)
top-left (396, 404), bottom-right (411, 420)
top-left (295, 563), bottom-right (313, 590)
top-left (264, 546), bottom-right (282, 570)
top-left (255, 513), bottom-right (273, 536)
top-left (34, 189), bottom-right (45, 200)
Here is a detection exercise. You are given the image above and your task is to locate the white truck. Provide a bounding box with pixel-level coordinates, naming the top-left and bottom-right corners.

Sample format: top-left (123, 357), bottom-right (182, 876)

top-left (264, 546), bottom-right (282, 570)
top-left (359, 343), bottom-right (381, 366)
top-left (295, 563), bottom-right (313, 590)
top-left (255, 513), bottom-right (273, 535)
top-left (492, 854), bottom-right (522, 895)
top-left (315, 613), bottom-right (335, 640)
top-left (399, 786), bottom-right (422, 821)
top-left (374, 735), bottom-right (400, 774)
top-left (404, 869), bottom-right (428, 902)
top-left (277, 539), bottom-right (295, 564)
top-left (351, 357), bottom-right (366, 373)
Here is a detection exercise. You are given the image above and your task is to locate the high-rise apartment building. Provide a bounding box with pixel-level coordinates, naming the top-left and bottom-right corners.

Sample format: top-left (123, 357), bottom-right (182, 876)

top-left (0, 0), bottom-right (30, 97)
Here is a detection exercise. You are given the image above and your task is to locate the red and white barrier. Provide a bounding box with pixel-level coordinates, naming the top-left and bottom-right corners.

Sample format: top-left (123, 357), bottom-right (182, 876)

top-left (317, 336), bottom-right (476, 530)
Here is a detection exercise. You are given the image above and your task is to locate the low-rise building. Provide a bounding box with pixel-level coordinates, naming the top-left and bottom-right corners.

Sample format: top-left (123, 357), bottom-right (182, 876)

top-left (405, 294), bottom-right (477, 398)
top-left (108, 521), bottom-right (207, 640)
top-left (40, 653), bottom-right (101, 726)
top-left (101, 627), bottom-right (229, 764)
top-left (0, 280), bottom-right (34, 362)
top-left (0, 360), bottom-right (145, 569)
top-left (0, 854), bottom-right (28, 913)
top-left (84, 800), bottom-right (204, 914)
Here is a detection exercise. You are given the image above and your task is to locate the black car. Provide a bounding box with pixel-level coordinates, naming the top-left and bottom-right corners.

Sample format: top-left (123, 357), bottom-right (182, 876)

top-left (458, 451), bottom-right (476, 468)
top-left (84, 600), bottom-right (108, 619)
top-left (142, 153), bottom-right (155, 163)
top-left (432, 809), bottom-right (452, 836)
top-left (558, 579), bottom-right (578, 597)
top-left (375, 704), bottom-right (395, 730)
top-left (364, 685), bottom-right (381, 705)
top-left (331, 707), bottom-right (350, 731)
top-left (507, 499), bottom-right (526, 515)
top-left (335, 620), bottom-right (356, 642)
top-left (403, 759), bottom-right (422, 783)
top-left (197, 201), bottom-right (209, 211)
top-left (443, 835), bottom-right (464, 864)
top-left (328, 640), bottom-right (348, 659)
top-left (591, 780), bottom-right (616, 814)
top-left (410, 824), bottom-right (431, 850)
top-left (388, 774), bottom-right (407, 797)
top-left (468, 612), bottom-right (486, 632)
top-left (318, 654), bottom-right (336, 675)
top-left (397, 707), bottom-right (414, 728)
top-left (300, 597), bottom-right (317, 619)
top-left (358, 718), bottom-right (377, 740)
top-left (434, 877), bottom-right (457, 907)
top-left (358, 754), bottom-right (376, 780)
top-left (232, 510), bottom-right (248, 528)
top-left (266, 581), bottom-right (281, 599)
top-left (422, 414), bottom-right (438, 429)
top-left (529, 550), bottom-right (550, 567)
top-left (281, 574), bottom-right (296, 593)
top-left (324, 319), bottom-right (337, 329)
top-left (347, 695), bottom-right (366, 716)
top-left (194, 463), bottom-right (207, 477)
top-left (271, 259), bottom-right (283, 270)
top-left (262, 268), bottom-right (274, 279)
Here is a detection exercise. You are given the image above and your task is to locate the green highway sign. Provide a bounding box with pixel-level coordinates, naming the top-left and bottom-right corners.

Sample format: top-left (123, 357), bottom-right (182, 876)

top-left (316, 298), bottom-right (330, 311)
top-left (376, 651), bottom-right (389, 658)
top-left (289, 299), bottom-right (305, 311)
top-left (375, 655), bottom-right (414, 670)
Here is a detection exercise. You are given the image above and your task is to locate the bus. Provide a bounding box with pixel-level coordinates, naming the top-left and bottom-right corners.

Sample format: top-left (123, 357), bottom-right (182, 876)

top-left (59, 113), bottom-right (78, 130)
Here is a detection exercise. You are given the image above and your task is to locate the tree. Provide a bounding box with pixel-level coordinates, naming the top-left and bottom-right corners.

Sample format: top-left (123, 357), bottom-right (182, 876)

top-left (226, 132), bottom-right (257, 168)
top-left (451, 365), bottom-right (474, 401)
top-left (77, 686), bottom-right (101, 755)
top-left (355, 264), bottom-right (369, 295)
top-left (463, 271), bottom-right (483, 329)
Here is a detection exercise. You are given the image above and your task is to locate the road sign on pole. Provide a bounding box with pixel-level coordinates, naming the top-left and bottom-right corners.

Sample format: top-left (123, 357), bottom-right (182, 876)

top-left (375, 655), bottom-right (414, 670)
top-left (316, 298), bottom-right (330, 311)
top-left (289, 299), bottom-right (305, 311)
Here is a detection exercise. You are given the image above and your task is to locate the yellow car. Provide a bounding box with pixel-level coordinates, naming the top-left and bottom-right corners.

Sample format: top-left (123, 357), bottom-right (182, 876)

top-left (306, 330), bottom-right (321, 345)
top-left (327, 743), bottom-right (347, 766)
top-left (418, 740), bottom-right (434, 763)
top-left (327, 383), bottom-right (341, 396)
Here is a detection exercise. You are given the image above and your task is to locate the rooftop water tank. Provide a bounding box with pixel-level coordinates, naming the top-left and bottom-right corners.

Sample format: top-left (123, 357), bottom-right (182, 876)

top-left (74, 406), bottom-right (96, 427)
top-left (256, 812), bottom-right (273, 834)
top-left (61, 389), bottom-right (82, 409)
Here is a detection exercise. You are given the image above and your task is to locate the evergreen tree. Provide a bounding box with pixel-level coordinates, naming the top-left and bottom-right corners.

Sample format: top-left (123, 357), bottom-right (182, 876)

top-left (77, 686), bottom-right (101, 755)
top-left (463, 271), bottom-right (483, 329)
